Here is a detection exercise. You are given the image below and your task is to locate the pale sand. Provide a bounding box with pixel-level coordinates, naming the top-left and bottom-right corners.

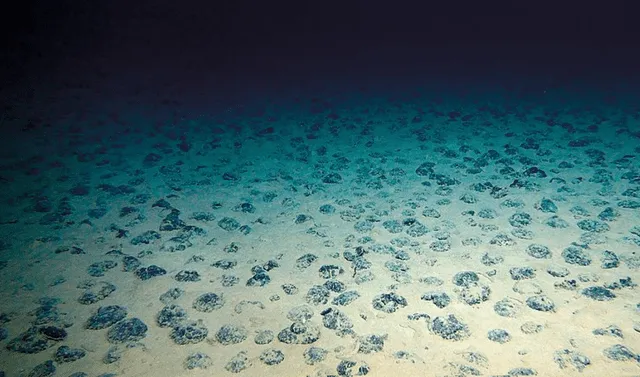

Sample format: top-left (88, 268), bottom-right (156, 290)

top-left (0, 93), bottom-right (639, 377)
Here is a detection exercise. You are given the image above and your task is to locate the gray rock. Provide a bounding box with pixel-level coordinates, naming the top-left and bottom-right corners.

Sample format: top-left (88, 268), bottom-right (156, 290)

top-left (184, 352), bottom-right (212, 370)
top-left (337, 360), bottom-right (370, 376)
top-left (156, 305), bottom-right (187, 327)
top-left (211, 259), bottom-right (237, 270)
top-left (546, 215), bottom-right (569, 228)
top-left (122, 255), bottom-right (141, 271)
top-left (535, 198), bottom-right (558, 213)
top-left (358, 334), bottom-right (387, 354)
top-left (372, 292), bottom-right (407, 313)
top-left (87, 260), bottom-right (118, 277)
top-left (260, 349), bottom-right (285, 365)
top-left (582, 286), bottom-right (616, 301)
top-left (174, 270), bottom-right (200, 282)
top-left (296, 253), bottom-right (318, 269)
top-left (171, 320), bottom-right (208, 345)
top-left (382, 220), bottom-right (404, 233)
top-left (322, 173), bottom-right (343, 184)
top-left (481, 253), bottom-right (504, 266)
top-left (287, 305), bottom-right (314, 322)
top-left (78, 281), bottom-right (117, 304)
top-left (526, 295), bottom-right (556, 312)
top-left (507, 367), bottom-right (538, 376)
top-left (332, 290), bottom-right (361, 306)
top-left (86, 305), bottom-right (128, 330)
top-left (215, 324), bottom-right (247, 345)
top-left (598, 207), bottom-right (620, 222)
top-left (526, 244), bottom-right (552, 259)
top-left (490, 232), bottom-right (516, 246)
top-left (246, 271), bottom-right (271, 286)
top-left (305, 285), bottom-right (330, 305)
top-left (488, 329), bottom-right (511, 343)
top-left (509, 212), bottom-right (532, 227)
top-left (320, 308), bottom-right (353, 336)
top-left (577, 219), bottom-right (610, 233)
top-left (562, 245), bottom-right (592, 266)
top-left (303, 346), bottom-right (328, 365)
top-left (420, 291), bottom-right (451, 308)
top-left (458, 284), bottom-right (491, 305)
top-left (159, 287), bottom-right (184, 304)
top-left (494, 298), bottom-right (520, 317)
top-left (452, 271), bottom-right (479, 287)
top-left (134, 265), bottom-right (167, 280)
top-left (103, 346), bottom-right (122, 364)
top-left (601, 250), bottom-right (620, 269)
top-left (602, 344), bottom-right (640, 362)
top-left (217, 217), bottom-right (240, 231)
top-left (225, 351), bottom-right (251, 373)
top-left (553, 349), bottom-right (591, 372)
top-left (6, 326), bottom-right (57, 354)
top-left (221, 274), bottom-right (239, 287)
top-left (281, 283), bottom-right (298, 295)
top-left (319, 204), bottom-right (336, 214)
top-left (318, 264), bottom-right (344, 279)
top-left (254, 330), bottom-right (274, 345)
top-left (277, 323), bottom-right (320, 344)
top-left (593, 325), bottom-right (623, 338)
top-left (510, 267), bottom-right (536, 280)
top-left (106, 318), bottom-right (148, 343)
top-left (430, 315), bottom-right (470, 341)
top-left (193, 293), bottom-right (224, 312)
top-left (54, 345), bottom-right (86, 363)
top-left (27, 360), bottom-right (55, 377)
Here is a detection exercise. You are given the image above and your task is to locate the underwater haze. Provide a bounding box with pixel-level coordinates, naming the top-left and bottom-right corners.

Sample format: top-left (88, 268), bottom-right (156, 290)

top-left (0, 1), bottom-right (639, 376)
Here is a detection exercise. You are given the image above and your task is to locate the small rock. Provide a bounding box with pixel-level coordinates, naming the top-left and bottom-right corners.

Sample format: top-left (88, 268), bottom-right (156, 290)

top-left (193, 293), bottom-right (225, 312)
top-left (372, 292), bottom-right (408, 313)
top-left (135, 265), bottom-right (167, 280)
top-left (487, 329), bottom-right (511, 343)
top-left (27, 360), bottom-right (55, 377)
top-left (358, 334), bottom-right (387, 354)
top-left (260, 349), bottom-right (285, 365)
top-left (452, 271), bottom-right (479, 287)
top-left (526, 244), bottom-right (552, 259)
top-left (603, 344), bottom-right (640, 362)
top-left (54, 345), bottom-right (86, 363)
top-left (225, 351), bottom-right (251, 373)
top-left (174, 270), bottom-right (200, 282)
top-left (303, 346), bottom-right (328, 365)
top-left (526, 295), bottom-right (556, 312)
top-left (216, 324), bottom-right (247, 345)
top-left (184, 352), bottom-right (212, 370)
top-left (593, 325), bottom-right (623, 338)
top-left (156, 305), bottom-right (187, 327)
top-left (553, 349), bottom-right (591, 372)
top-left (86, 306), bottom-right (127, 330)
top-left (420, 291), bottom-right (451, 308)
top-left (510, 267), bottom-right (536, 280)
top-left (159, 287), bottom-right (184, 304)
top-left (581, 286), bottom-right (616, 301)
top-left (494, 298), bottom-right (520, 317)
top-left (106, 318), bottom-right (148, 343)
top-left (254, 330), bottom-right (275, 345)
top-left (171, 320), bottom-right (208, 345)
top-left (430, 314), bottom-right (470, 341)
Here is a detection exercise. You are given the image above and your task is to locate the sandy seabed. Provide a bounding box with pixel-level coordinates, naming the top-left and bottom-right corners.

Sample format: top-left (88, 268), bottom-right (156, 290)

top-left (0, 88), bottom-right (639, 377)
